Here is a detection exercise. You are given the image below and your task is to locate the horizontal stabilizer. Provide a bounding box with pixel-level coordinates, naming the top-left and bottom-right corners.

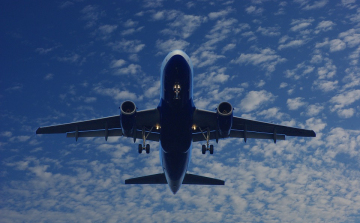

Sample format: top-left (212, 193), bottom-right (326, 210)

top-left (125, 173), bottom-right (224, 185)
top-left (125, 173), bottom-right (167, 184)
top-left (183, 173), bottom-right (224, 185)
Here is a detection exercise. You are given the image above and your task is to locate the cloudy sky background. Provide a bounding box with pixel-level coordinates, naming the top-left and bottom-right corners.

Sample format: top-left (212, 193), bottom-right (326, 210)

top-left (1, 0), bottom-right (360, 222)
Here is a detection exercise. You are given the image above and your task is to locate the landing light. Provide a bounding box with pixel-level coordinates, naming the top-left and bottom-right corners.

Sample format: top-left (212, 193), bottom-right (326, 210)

top-left (192, 125), bottom-right (197, 130)
top-left (156, 125), bottom-right (161, 130)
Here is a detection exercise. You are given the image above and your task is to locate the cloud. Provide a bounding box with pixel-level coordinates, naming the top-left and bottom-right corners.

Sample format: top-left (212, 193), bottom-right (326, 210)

top-left (9, 135), bottom-right (31, 142)
top-left (313, 80), bottom-right (338, 92)
top-left (278, 40), bottom-right (305, 50)
top-left (93, 85), bottom-right (138, 101)
top-left (306, 104), bottom-right (324, 116)
top-left (330, 89), bottom-right (360, 110)
top-left (98, 24), bottom-right (118, 34)
top-left (1, 131), bottom-right (12, 137)
top-left (231, 48), bottom-right (286, 73)
top-left (84, 97), bottom-right (97, 103)
top-left (35, 46), bottom-right (58, 54)
top-left (329, 39), bottom-right (346, 52)
top-left (294, 0), bottom-right (329, 10)
top-left (191, 51), bottom-right (225, 68)
top-left (222, 43), bottom-right (236, 53)
top-left (156, 39), bottom-right (189, 55)
top-left (158, 10), bottom-right (207, 39)
top-left (59, 1), bottom-right (74, 9)
top-left (57, 54), bottom-right (80, 63)
top-left (256, 26), bottom-right (281, 37)
top-left (81, 5), bottom-right (101, 28)
top-left (290, 18), bottom-right (314, 32)
top-left (114, 64), bottom-right (142, 75)
top-left (208, 7), bottom-right (234, 20)
top-left (44, 73), bottom-right (54, 80)
top-left (110, 59), bottom-right (126, 68)
top-left (287, 97), bottom-right (306, 110)
top-left (337, 108), bottom-right (355, 118)
top-left (239, 90), bottom-right (276, 112)
top-left (314, 20), bottom-right (335, 34)
top-left (245, 6), bottom-right (263, 15)
top-left (143, 0), bottom-right (164, 8)
top-left (109, 39), bottom-right (145, 53)
top-left (317, 59), bottom-right (336, 79)
top-left (339, 29), bottom-right (360, 48)
top-left (341, 0), bottom-right (357, 9)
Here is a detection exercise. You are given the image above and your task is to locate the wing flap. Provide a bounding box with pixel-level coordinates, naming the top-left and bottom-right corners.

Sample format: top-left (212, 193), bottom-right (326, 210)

top-left (192, 130), bottom-right (285, 142)
top-left (66, 129), bottom-right (160, 141)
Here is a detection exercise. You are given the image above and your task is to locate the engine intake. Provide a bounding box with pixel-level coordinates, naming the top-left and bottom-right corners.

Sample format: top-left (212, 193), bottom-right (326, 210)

top-left (120, 101), bottom-right (137, 137)
top-left (217, 102), bottom-right (233, 138)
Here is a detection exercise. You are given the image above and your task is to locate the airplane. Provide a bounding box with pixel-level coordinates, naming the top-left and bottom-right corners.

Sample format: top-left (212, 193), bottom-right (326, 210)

top-left (36, 50), bottom-right (316, 194)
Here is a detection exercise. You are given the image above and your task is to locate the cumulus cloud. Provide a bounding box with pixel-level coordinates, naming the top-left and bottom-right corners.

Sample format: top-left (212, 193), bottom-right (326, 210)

top-left (157, 10), bottom-right (207, 39)
top-left (256, 26), bottom-right (281, 36)
top-left (44, 73), bottom-right (54, 80)
top-left (114, 64), bottom-right (142, 75)
top-left (287, 97), bottom-right (306, 110)
top-left (98, 24), bottom-right (118, 34)
top-left (231, 48), bottom-right (286, 73)
top-left (156, 39), bottom-right (189, 55)
top-left (313, 80), bottom-right (338, 92)
top-left (208, 7), bottom-right (234, 20)
top-left (278, 40), bottom-right (305, 50)
top-left (109, 39), bottom-right (145, 53)
top-left (337, 108), bottom-right (355, 118)
top-left (330, 89), bottom-right (360, 110)
top-left (306, 104), bottom-right (324, 116)
top-left (245, 6), bottom-right (264, 15)
top-left (239, 90), bottom-right (276, 112)
top-left (314, 20), bottom-right (335, 34)
top-left (93, 85), bottom-right (138, 101)
top-left (290, 18), bottom-right (314, 32)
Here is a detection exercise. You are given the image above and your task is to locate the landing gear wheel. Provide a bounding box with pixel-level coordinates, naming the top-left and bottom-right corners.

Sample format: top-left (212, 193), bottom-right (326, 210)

top-left (209, 145), bottom-right (214, 154)
top-left (146, 144), bottom-right (150, 154)
top-left (202, 145), bottom-right (206, 154)
top-left (138, 144), bottom-right (143, 154)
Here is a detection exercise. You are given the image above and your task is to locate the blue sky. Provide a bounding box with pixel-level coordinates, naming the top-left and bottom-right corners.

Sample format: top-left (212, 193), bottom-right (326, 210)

top-left (1, 0), bottom-right (360, 222)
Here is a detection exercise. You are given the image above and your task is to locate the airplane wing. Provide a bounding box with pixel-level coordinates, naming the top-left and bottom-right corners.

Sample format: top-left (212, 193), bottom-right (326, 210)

top-left (36, 108), bottom-right (160, 141)
top-left (192, 108), bottom-right (316, 142)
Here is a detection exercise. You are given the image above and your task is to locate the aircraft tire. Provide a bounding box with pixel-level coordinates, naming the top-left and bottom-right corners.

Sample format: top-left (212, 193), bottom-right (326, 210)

top-left (138, 144), bottom-right (143, 154)
top-left (202, 145), bottom-right (206, 154)
top-left (209, 145), bottom-right (214, 154)
top-left (146, 144), bottom-right (150, 154)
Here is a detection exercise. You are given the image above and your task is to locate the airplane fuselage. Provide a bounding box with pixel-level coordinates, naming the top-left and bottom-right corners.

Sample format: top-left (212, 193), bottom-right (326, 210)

top-left (158, 50), bottom-right (195, 194)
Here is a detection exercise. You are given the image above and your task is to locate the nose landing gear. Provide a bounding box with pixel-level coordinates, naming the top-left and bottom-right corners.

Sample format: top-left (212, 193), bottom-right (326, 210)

top-left (173, 83), bottom-right (181, 99)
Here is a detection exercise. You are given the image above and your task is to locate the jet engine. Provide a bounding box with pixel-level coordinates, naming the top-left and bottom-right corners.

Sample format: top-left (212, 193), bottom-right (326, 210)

top-left (120, 101), bottom-right (137, 137)
top-left (217, 102), bottom-right (233, 138)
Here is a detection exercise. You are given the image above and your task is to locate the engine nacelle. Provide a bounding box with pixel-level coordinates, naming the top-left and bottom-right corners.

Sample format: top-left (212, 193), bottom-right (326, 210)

top-left (120, 101), bottom-right (137, 137)
top-left (217, 102), bottom-right (233, 138)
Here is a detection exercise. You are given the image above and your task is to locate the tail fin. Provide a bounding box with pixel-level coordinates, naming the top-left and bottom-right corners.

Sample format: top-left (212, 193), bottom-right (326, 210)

top-left (125, 173), bottom-right (224, 185)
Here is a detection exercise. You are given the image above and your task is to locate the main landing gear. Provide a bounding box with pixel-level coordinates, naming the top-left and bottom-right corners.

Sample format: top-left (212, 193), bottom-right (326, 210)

top-left (199, 127), bottom-right (214, 155)
top-left (138, 126), bottom-right (153, 154)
